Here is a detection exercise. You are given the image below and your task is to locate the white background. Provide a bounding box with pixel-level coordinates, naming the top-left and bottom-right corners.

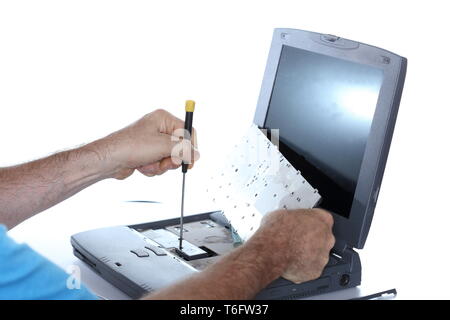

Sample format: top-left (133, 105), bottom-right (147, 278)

top-left (1, 0), bottom-right (449, 299)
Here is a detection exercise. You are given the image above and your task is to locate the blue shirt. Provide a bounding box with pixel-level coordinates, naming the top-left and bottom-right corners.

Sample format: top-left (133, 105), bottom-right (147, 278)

top-left (0, 225), bottom-right (97, 300)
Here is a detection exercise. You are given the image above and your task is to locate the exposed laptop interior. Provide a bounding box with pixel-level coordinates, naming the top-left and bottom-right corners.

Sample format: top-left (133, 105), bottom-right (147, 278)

top-left (71, 28), bottom-right (407, 299)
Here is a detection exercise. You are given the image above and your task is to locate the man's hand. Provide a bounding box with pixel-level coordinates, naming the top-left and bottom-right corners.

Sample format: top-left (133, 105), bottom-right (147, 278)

top-left (0, 108), bottom-right (199, 229)
top-left (250, 208), bottom-right (335, 284)
top-left (95, 109), bottom-right (200, 180)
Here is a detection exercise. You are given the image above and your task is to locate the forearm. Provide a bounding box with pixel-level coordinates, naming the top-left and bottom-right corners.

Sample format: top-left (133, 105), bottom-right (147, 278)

top-left (0, 109), bottom-right (199, 230)
top-left (0, 141), bottom-right (113, 229)
top-left (146, 232), bottom-right (287, 300)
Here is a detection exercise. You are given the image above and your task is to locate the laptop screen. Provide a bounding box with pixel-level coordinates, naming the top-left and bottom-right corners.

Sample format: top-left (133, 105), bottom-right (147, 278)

top-left (264, 45), bottom-right (384, 218)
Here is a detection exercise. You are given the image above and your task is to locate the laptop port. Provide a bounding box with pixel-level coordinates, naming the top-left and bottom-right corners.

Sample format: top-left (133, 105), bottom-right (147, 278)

top-left (340, 274), bottom-right (350, 286)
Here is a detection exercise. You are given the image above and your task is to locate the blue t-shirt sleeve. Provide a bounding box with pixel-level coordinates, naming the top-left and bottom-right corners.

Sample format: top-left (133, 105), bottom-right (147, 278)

top-left (0, 225), bottom-right (98, 300)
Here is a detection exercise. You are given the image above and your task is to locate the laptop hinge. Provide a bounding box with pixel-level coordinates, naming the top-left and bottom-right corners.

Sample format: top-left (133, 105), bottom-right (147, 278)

top-left (332, 239), bottom-right (353, 257)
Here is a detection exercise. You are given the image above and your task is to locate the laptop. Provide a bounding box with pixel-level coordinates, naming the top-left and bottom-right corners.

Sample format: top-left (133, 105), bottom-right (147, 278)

top-left (71, 28), bottom-right (407, 299)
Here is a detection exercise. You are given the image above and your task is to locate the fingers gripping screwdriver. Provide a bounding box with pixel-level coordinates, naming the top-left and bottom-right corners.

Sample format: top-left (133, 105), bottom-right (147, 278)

top-left (179, 100), bottom-right (195, 250)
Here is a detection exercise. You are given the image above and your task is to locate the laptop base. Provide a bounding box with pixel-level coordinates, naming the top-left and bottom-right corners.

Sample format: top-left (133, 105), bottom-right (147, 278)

top-left (71, 211), bottom-right (361, 299)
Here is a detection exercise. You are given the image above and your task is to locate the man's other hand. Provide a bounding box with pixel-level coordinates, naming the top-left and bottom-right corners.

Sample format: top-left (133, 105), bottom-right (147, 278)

top-left (252, 208), bottom-right (335, 284)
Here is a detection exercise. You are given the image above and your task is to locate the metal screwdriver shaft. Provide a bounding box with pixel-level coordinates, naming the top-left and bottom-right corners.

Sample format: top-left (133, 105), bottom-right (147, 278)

top-left (179, 172), bottom-right (186, 249)
top-left (179, 100), bottom-right (195, 250)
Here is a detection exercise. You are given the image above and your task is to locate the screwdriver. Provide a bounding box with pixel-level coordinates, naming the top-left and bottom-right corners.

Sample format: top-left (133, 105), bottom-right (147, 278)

top-left (179, 100), bottom-right (195, 250)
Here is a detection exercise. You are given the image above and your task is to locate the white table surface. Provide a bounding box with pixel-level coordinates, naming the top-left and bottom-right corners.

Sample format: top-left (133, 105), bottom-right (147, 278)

top-left (7, 168), bottom-right (398, 300)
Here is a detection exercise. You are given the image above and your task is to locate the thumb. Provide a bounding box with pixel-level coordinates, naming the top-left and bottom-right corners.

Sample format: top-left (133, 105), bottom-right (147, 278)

top-left (161, 134), bottom-right (200, 166)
